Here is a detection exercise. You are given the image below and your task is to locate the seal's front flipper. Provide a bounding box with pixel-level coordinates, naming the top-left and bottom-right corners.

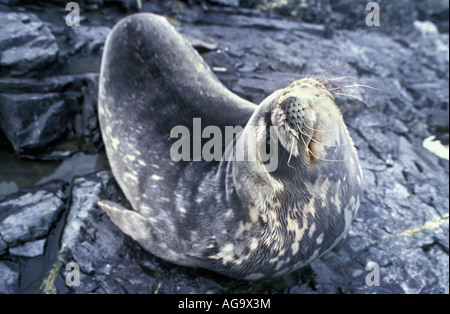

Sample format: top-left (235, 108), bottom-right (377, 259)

top-left (98, 200), bottom-right (157, 245)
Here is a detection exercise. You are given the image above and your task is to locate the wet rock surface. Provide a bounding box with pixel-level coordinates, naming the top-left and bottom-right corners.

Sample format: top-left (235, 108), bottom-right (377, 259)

top-left (0, 0), bottom-right (448, 294)
top-left (0, 12), bottom-right (59, 76)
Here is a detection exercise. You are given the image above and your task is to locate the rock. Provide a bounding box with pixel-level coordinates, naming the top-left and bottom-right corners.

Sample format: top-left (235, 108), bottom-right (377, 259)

top-left (195, 11), bottom-right (325, 34)
top-left (238, 0), bottom-right (262, 8)
top-left (330, 0), bottom-right (418, 35)
top-left (68, 26), bottom-right (111, 55)
top-left (0, 93), bottom-right (72, 154)
top-left (261, 0), bottom-right (332, 25)
top-left (0, 235), bottom-right (7, 256)
top-left (49, 171), bottom-right (162, 293)
top-left (0, 75), bottom-right (82, 94)
top-left (104, 0), bottom-right (142, 11)
top-left (80, 74), bottom-right (102, 147)
top-left (0, 261), bottom-right (19, 293)
top-left (0, 180), bottom-right (68, 293)
top-left (414, 0), bottom-right (449, 32)
top-left (9, 238), bottom-right (46, 257)
top-left (0, 181), bottom-right (67, 248)
top-left (58, 171), bottom-right (119, 274)
top-left (0, 74), bottom-right (103, 157)
top-left (0, 12), bottom-right (59, 76)
top-left (209, 0), bottom-right (239, 7)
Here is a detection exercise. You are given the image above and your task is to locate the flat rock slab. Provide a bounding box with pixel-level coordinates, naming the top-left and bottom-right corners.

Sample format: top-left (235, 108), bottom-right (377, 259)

top-left (0, 12), bottom-right (59, 76)
top-left (0, 181), bottom-right (67, 250)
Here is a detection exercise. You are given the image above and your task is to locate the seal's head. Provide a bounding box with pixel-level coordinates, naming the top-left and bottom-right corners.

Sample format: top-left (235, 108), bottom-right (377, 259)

top-left (229, 78), bottom-right (363, 278)
top-left (250, 78), bottom-right (346, 168)
top-left (235, 78), bottom-right (356, 184)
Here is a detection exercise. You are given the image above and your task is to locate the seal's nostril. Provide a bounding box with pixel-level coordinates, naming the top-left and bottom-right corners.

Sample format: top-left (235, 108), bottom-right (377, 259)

top-left (280, 97), bottom-right (304, 132)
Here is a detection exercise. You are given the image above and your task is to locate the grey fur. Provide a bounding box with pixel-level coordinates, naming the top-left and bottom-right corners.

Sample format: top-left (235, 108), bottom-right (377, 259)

top-left (98, 13), bottom-right (363, 280)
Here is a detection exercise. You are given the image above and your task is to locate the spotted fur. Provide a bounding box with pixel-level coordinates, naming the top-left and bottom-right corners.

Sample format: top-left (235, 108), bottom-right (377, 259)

top-left (98, 13), bottom-right (363, 280)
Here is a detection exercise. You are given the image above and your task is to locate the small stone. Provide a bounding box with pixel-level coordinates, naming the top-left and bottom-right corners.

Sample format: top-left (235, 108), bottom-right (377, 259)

top-left (0, 261), bottom-right (19, 293)
top-left (9, 239), bottom-right (46, 258)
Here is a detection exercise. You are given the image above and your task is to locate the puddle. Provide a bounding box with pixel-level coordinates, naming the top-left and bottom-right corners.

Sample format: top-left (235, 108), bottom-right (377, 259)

top-left (60, 54), bottom-right (103, 75)
top-left (0, 149), bottom-right (110, 200)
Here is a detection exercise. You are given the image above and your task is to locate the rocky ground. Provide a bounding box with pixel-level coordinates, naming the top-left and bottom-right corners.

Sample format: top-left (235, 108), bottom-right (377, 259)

top-left (0, 0), bottom-right (448, 294)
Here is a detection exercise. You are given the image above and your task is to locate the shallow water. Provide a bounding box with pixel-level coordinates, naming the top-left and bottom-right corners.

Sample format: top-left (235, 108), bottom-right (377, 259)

top-left (0, 149), bottom-right (110, 200)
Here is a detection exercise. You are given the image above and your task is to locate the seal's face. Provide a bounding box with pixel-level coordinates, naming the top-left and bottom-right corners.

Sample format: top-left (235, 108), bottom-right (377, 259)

top-left (240, 78), bottom-right (347, 177)
top-left (271, 78), bottom-right (339, 165)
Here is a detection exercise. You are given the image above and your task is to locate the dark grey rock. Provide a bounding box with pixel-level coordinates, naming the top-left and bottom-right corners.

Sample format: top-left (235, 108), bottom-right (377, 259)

top-left (414, 0), bottom-right (449, 32)
top-left (261, 0), bottom-right (332, 25)
top-left (0, 236), bottom-right (7, 256)
top-left (0, 75), bottom-right (83, 94)
top-left (330, 0), bottom-right (417, 35)
top-left (80, 74), bottom-right (102, 147)
top-left (191, 10), bottom-right (325, 34)
top-left (0, 180), bottom-right (68, 293)
top-left (9, 238), bottom-right (46, 257)
top-left (0, 181), bottom-right (67, 247)
top-left (0, 261), bottom-right (19, 293)
top-left (0, 74), bottom-right (104, 157)
top-left (58, 171), bottom-right (120, 275)
top-left (69, 26), bottom-right (111, 55)
top-left (0, 93), bottom-right (71, 154)
top-left (209, 0), bottom-right (239, 7)
top-left (0, 12), bottom-right (59, 76)
top-left (51, 171), bottom-right (161, 293)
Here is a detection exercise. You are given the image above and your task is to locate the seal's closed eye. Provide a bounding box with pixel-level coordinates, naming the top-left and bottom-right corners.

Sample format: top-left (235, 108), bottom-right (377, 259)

top-left (264, 113), bottom-right (273, 153)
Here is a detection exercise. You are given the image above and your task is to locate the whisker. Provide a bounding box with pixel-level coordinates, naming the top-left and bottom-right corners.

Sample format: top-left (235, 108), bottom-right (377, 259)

top-left (314, 64), bottom-right (336, 82)
top-left (295, 121), bottom-right (350, 147)
top-left (327, 84), bottom-right (379, 91)
top-left (293, 64), bottom-right (307, 80)
top-left (323, 76), bottom-right (357, 83)
top-left (300, 127), bottom-right (352, 147)
top-left (299, 130), bottom-right (312, 163)
top-left (299, 132), bottom-right (346, 162)
top-left (297, 117), bottom-right (339, 134)
top-left (334, 92), bottom-right (374, 110)
top-left (287, 139), bottom-right (295, 168)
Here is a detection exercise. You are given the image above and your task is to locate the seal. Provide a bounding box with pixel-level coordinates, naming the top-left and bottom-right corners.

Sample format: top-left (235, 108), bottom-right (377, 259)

top-left (97, 13), bottom-right (363, 280)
